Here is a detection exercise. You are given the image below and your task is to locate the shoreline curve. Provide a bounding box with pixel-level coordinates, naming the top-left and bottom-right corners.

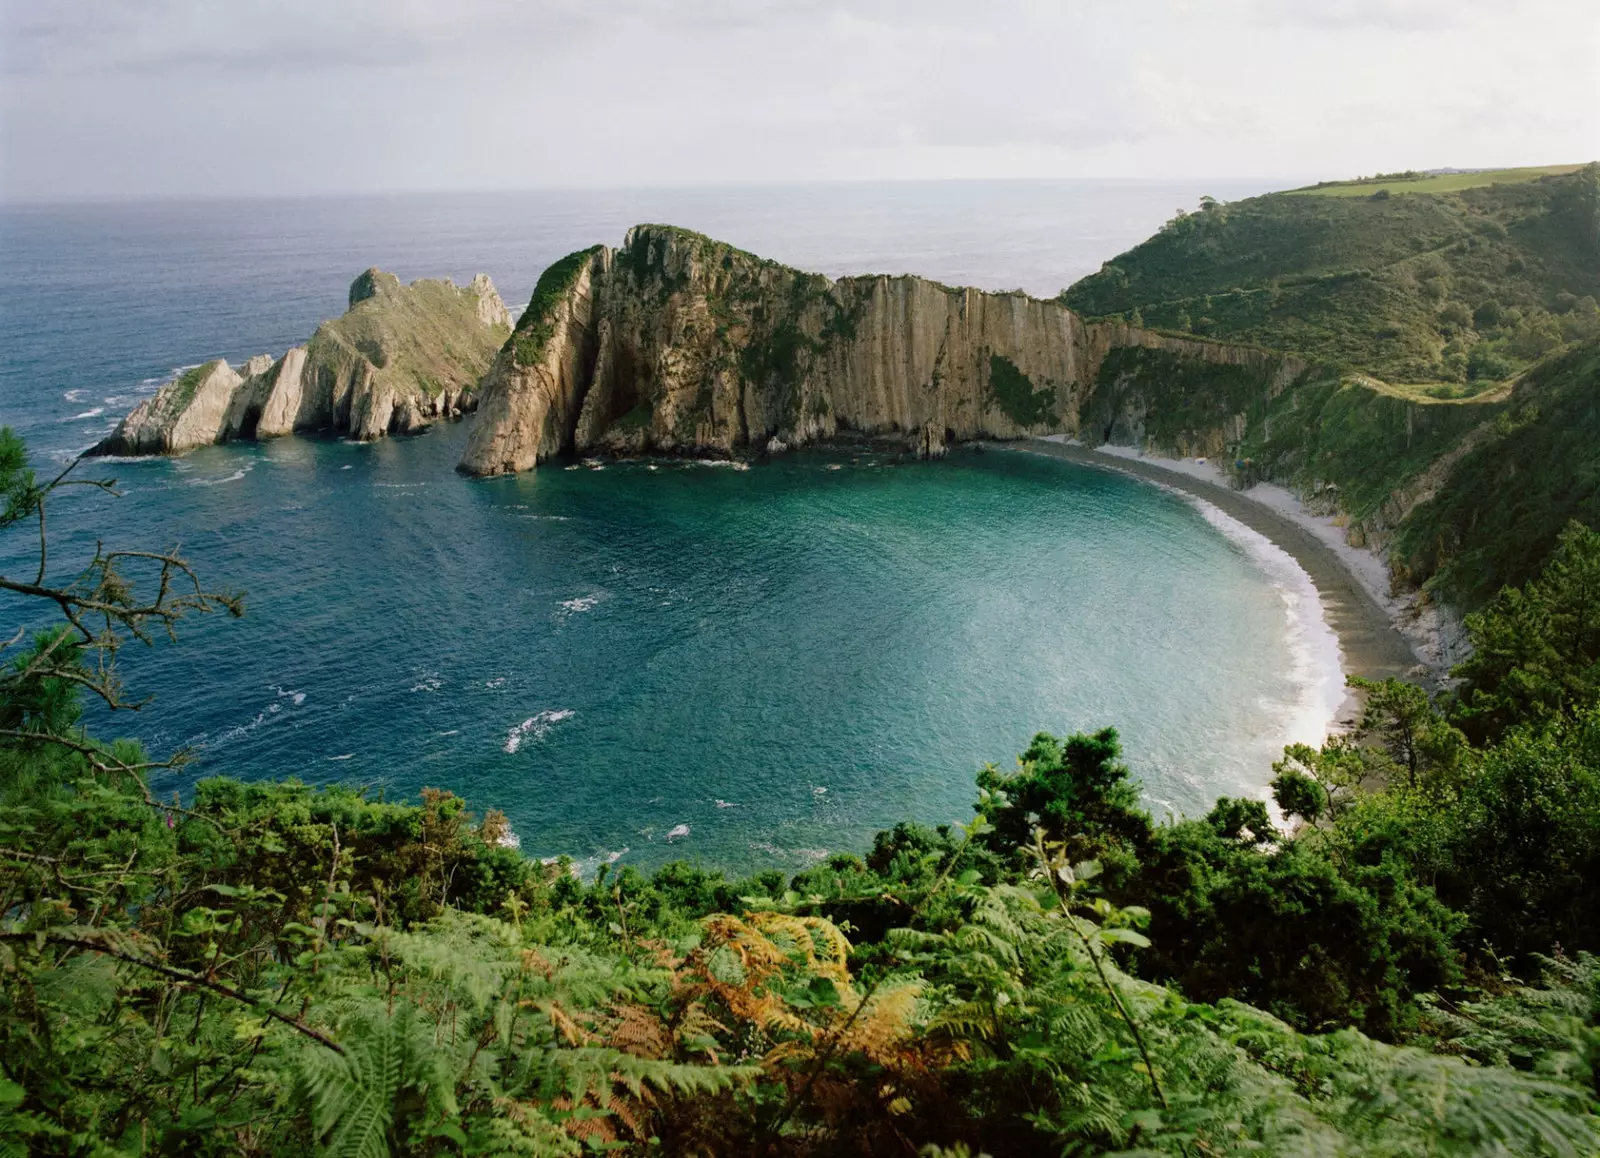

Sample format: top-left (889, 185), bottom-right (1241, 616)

top-left (1009, 438), bottom-right (1426, 725)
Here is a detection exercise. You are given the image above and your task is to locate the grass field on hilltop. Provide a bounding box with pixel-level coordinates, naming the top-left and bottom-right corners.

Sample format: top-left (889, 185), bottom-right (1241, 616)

top-left (1288, 164), bottom-right (1588, 197)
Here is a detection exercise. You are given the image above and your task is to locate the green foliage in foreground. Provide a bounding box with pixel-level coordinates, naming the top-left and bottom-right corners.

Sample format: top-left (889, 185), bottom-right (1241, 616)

top-left (1061, 164), bottom-right (1600, 384)
top-left (4, 431), bottom-right (1600, 1155)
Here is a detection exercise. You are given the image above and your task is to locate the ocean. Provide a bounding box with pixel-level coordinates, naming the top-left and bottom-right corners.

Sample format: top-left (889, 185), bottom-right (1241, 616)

top-left (0, 179), bottom-right (1342, 872)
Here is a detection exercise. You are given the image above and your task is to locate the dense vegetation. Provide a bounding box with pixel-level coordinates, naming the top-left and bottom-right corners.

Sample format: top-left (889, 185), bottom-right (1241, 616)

top-left (4, 424), bottom-right (1600, 1156)
top-left (1062, 164), bottom-right (1600, 385)
top-left (1393, 338), bottom-right (1600, 604)
top-left (987, 354), bottom-right (1056, 427)
top-left (1084, 346), bottom-right (1289, 458)
top-left (511, 247), bottom-right (604, 369)
top-left (1059, 165), bottom-right (1600, 612)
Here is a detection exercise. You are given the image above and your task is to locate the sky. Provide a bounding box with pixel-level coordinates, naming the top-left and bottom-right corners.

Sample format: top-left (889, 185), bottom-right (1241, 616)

top-left (1, 0), bottom-right (1596, 200)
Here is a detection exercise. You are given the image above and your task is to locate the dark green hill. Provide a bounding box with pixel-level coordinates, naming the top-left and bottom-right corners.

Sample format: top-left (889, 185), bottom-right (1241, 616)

top-left (1394, 338), bottom-right (1600, 605)
top-left (1062, 165), bottom-right (1600, 384)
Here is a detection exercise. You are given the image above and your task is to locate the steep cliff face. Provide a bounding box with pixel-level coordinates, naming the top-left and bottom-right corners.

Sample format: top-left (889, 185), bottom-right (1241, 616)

top-left (92, 270), bottom-right (511, 457)
top-left (460, 225), bottom-right (1301, 476)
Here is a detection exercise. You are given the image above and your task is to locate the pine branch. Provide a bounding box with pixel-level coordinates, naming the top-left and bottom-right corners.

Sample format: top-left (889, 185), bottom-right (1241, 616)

top-left (0, 930), bottom-right (346, 1054)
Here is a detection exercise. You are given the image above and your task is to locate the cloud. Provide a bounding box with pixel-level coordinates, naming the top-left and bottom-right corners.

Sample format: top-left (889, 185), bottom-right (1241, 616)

top-left (0, 0), bottom-right (1592, 198)
top-left (1250, 0), bottom-right (1481, 31)
top-left (0, 0), bottom-right (984, 76)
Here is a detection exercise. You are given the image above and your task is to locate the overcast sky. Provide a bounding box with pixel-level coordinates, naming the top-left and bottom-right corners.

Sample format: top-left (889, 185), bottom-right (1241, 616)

top-left (1, 0), bottom-right (1595, 200)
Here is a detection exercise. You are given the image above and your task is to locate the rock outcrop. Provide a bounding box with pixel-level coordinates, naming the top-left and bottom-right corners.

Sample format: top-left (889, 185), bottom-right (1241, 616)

top-left (459, 225), bottom-right (1303, 476)
top-left (92, 270), bottom-right (511, 457)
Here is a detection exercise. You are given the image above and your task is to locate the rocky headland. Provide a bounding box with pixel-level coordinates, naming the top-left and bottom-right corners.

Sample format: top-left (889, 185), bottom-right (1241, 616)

top-left (458, 225), bottom-right (1303, 476)
top-left (91, 270), bottom-right (511, 456)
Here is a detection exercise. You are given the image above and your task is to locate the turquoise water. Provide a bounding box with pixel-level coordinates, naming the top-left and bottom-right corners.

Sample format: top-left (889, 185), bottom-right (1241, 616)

top-left (17, 429), bottom-right (1338, 872)
top-left (0, 181), bottom-right (1335, 873)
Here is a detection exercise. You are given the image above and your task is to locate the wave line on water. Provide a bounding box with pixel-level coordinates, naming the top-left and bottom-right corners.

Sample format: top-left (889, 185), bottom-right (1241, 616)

top-left (1181, 495), bottom-right (1346, 753)
top-left (503, 708), bottom-right (575, 754)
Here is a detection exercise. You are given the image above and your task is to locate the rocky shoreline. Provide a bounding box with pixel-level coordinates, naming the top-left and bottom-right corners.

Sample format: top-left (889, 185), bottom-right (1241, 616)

top-left (90, 270), bottom-right (510, 457)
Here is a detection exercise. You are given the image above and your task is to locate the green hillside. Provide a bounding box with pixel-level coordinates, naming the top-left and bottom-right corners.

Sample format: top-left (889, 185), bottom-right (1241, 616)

top-left (1395, 338), bottom-right (1600, 605)
top-left (1063, 163), bottom-right (1600, 385)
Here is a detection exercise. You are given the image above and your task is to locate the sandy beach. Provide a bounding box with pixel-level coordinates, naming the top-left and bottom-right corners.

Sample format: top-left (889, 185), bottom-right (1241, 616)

top-left (1010, 438), bottom-right (1450, 719)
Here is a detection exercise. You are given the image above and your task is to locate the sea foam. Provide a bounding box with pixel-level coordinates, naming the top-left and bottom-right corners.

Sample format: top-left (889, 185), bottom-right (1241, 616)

top-left (1183, 497), bottom-right (1345, 752)
top-left (503, 708), bottom-right (575, 754)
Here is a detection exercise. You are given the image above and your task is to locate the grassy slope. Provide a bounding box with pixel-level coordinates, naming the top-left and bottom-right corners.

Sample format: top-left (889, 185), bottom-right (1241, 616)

top-left (1062, 164), bottom-right (1600, 607)
top-left (1394, 338), bottom-right (1600, 604)
top-left (1062, 164), bottom-right (1600, 385)
top-left (1288, 164), bottom-right (1588, 198)
top-left (1237, 370), bottom-right (1504, 526)
top-left (309, 274), bottom-right (508, 403)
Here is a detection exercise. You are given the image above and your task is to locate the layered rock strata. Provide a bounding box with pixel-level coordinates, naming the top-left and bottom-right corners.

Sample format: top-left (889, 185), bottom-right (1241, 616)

top-left (93, 271), bottom-right (511, 456)
top-left (460, 225), bottom-right (1303, 476)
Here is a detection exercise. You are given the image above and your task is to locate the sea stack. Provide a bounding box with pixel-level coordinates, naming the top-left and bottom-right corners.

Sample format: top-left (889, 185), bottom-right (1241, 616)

top-left (91, 270), bottom-right (511, 456)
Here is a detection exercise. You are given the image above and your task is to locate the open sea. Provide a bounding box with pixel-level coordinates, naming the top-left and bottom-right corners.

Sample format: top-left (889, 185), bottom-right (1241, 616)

top-left (0, 179), bottom-right (1343, 872)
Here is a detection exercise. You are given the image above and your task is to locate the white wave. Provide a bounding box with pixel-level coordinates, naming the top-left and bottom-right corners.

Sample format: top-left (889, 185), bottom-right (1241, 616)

top-left (747, 840), bottom-right (830, 866)
top-left (567, 846), bottom-right (629, 879)
top-left (65, 407), bottom-right (104, 421)
top-left (437, 729), bottom-right (460, 736)
top-left (485, 677), bottom-right (507, 688)
top-left (1184, 497), bottom-right (1346, 752)
top-left (503, 708), bottom-right (574, 753)
top-left (272, 685), bottom-right (306, 706)
top-left (558, 594), bottom-right (598, 613)
top-left (340, 465), bottom-right (353, 471)
top-left (103, 395), bottom-right (132, 407)
top-left (410, 674), bottom-right (443, 693)
top-left (812, 786), bottom-right (828, 796)
top-left (714, 799), bottom-right (738, 809)
top-left (189, 469), bottom-right (247, 486)
top-left (63, 389), bottom-right (88, 402)
top-left (327, 753), bottom-right (355, 761)
top-left (494, 828), bottom-right (522, 850)
top-left (665, 824), bottom-right (690, 842)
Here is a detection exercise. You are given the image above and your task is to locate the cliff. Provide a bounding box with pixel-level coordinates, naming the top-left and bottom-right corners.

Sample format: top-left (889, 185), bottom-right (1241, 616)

top-left (92, 270), bottom-right (511, 456)
top-left (459, 225), bottom-right (1302, 476)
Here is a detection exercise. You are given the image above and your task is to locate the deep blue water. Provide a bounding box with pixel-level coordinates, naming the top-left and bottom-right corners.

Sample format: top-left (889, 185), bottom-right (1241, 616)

top-left (0, 180), bottom-right (1337, 873)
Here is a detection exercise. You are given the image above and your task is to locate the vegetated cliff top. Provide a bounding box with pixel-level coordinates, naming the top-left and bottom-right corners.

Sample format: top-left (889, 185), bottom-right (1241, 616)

top-left (1392, 336), bottom-right (1600, 605)
top-left (1061, 162), bottom-right (1600, 385)
top-left (310, 268), bottom-right (511, 401)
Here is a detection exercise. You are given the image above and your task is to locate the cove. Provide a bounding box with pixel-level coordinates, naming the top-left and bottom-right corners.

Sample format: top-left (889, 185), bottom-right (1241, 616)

top-left (65, 422), bottom-right (1343, 875)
